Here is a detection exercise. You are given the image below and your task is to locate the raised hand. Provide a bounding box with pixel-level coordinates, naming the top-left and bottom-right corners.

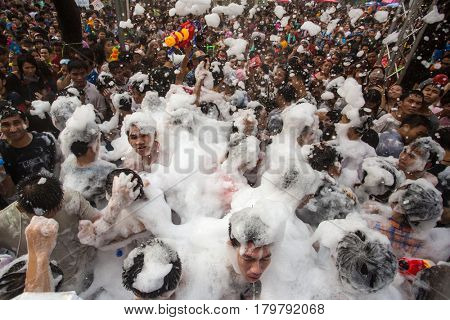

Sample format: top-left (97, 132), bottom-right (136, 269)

top-left (25, 216), bottom-right (59, 259)
top-left (111, 172), bottom-right (140, 207)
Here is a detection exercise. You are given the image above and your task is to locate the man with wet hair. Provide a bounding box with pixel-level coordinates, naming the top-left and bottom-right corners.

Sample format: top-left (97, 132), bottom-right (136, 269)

top-left (307, 142), bottom-right (342, 178)
top-left (0, 173), bottom-right (95, 293)
top-left (122, 239), bottom-right (182, 300)
top-left (105, 168), bottom-right (145, 200)
top-left (226, 202), bottom-right (286, 299)
top-left (62, 138), bottom-right (116, 207)
top-left (313, 217), bottom-right (399, 298)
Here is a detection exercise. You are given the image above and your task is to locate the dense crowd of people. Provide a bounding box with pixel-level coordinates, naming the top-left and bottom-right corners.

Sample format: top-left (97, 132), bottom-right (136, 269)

top-left (0, 0), bottom-right (449, 300)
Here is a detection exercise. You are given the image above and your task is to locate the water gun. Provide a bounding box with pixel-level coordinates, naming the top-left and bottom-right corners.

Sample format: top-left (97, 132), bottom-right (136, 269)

top-left (109, 47), bottom-right (119, 61)
top-left (398, 257), bottom-right (434, 277)
top-left (164, 21), bottom-right (196, 49)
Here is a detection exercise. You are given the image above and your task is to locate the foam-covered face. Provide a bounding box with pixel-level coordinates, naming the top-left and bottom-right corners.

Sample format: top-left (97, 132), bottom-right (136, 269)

top-left (236, 242), bottom-right (271, 283)
top-left (128, 125), bottom-right (155, 157)
top-left (328, 163), bottom-right (342, 178)
top-left (398, 146), bottom-right (427, 173)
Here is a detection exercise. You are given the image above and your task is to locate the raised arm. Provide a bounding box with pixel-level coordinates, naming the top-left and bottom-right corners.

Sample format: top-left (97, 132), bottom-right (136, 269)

top-left (78, 173), bottom-right (141, 247)
top-left (175, 45), bottom-right (193, 85)
top-left (24, 216), bottom-right (59, 293)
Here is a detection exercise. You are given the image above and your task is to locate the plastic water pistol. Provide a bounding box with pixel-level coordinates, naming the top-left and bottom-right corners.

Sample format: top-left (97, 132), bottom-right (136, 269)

top-left (164, 21), bottom-right (196, 48)
top-left (398, 257), bottom-right (434, 277)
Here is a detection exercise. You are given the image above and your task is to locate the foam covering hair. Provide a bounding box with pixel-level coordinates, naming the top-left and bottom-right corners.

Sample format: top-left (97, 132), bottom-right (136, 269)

top-left (297, 179), bottom-right (358, 227)
top-left (336, 230), bottom-right (397, 293)
top-left (401, 180), bottom-right (443, 223)
top-left (122, 239), bottom-right (182, 299)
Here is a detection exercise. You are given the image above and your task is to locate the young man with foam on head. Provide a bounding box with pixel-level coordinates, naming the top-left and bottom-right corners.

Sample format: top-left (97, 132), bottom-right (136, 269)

top-left (398, 137), bottom-right (444, 185)
top-left (122, 239), bottom-right (182, 300)
top-left (59, 105), bottom-right (116, 208)
top-left (121, 111), bottom-right (161, 172)
top-left (312, 217), bottom-right (398, 298)
top-left (226, 201), bottom-right (286, 299)
top-left (367, 179), bottom-right (446, 261)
